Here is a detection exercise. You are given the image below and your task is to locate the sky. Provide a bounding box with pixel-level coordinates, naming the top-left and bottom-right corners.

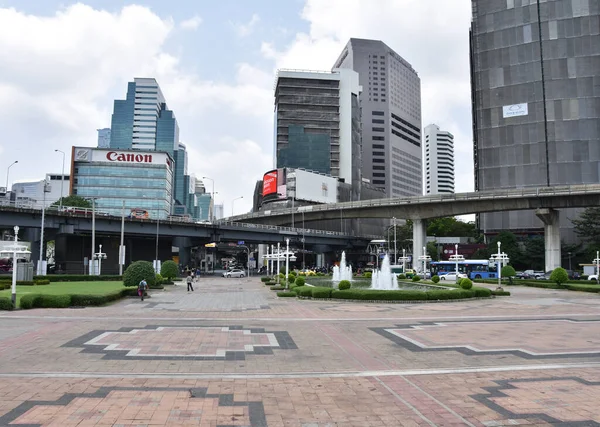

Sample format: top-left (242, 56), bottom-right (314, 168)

top-left (0, 0), bottom-right (473, 217)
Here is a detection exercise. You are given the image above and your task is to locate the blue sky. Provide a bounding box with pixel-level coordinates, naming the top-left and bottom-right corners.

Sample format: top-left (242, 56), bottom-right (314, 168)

top-left (0, 1), bottom-right (472, 215)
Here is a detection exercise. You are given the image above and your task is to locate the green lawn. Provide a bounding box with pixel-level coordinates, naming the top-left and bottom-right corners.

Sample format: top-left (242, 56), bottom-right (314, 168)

top-left (0, 281), bottom-right (125, 305)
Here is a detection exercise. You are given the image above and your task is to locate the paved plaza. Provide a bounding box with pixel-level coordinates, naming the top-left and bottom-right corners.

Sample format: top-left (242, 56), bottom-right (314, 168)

top-left (1, 277), bottom-right (600, 426)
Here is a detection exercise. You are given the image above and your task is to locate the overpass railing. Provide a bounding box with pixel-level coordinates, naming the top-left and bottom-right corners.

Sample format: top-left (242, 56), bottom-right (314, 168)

top-left (227, 184), bottom-right (600, 221)
top-left (216, 220), bottom-right (379, 239)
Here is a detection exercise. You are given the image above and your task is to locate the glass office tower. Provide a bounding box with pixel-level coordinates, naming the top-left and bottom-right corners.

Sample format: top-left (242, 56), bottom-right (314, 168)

top-left (470, 0), bottom-right (600, 241)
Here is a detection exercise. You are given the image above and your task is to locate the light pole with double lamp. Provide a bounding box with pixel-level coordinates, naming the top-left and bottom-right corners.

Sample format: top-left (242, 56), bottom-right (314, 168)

top-left (418, 246), bottom-right (431, 278)
top-left (449, 244), bottom-right (465, 284)
top-left (593, 251), bottom-right (600, 285)
top-left (398, 248), bottom-right (410, 275)
top-left (231, 196), bottom-right (243, 216)
top-left (202, 176), bottom-right (215, 222)
top-left (54, 149), bottom-right (66, 210)
top-left (489, 241), bottom-right (510, 288)
top-left (5, 160), bottom-right (18, 194)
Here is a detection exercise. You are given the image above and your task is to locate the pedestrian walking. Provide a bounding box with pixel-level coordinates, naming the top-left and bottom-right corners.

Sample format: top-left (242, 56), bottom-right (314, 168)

top-left (195, 267), bottom-right (200, 281)
top-left (186, 272), bottom-right (194, 292)
top-left (138, 278), bottom-right (148, 301)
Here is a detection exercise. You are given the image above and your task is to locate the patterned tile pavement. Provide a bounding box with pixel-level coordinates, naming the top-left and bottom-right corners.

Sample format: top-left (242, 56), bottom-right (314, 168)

top-left (1, 277), bottom-right (600, 425)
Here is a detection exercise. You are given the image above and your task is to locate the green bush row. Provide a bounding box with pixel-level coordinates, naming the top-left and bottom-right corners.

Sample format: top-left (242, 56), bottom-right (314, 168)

top-left (491, 290), bottom-right (511, 296)
top-left (0, 297), bottom-right (13, 310)
top-left (277, 291), bottom-right (297, 297)
top-left (289, 286), bottom-right (493, 301)
top-left (19, 288), bottom-right (139, 310)
top-left (0, 280), bottom-right (50, 289)
top-left (260, 277), bottom-right (272, 282)
top-left (31, 275), bottom-right (123, 282)
top-left (270, 286), bottom-right (286, 291)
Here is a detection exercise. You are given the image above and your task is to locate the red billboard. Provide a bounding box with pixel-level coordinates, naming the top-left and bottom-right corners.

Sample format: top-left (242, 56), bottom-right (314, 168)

top-left (262, 170), bottom-right (278, 196)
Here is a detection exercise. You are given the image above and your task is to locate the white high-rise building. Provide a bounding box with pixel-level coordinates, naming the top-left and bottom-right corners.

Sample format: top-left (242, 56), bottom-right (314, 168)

top-left (423, 124), bottom-right (454, 195)
top-left (97, 128), bottom-right (111, 148)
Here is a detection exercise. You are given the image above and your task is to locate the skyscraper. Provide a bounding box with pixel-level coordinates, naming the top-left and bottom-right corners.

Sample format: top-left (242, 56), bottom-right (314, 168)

top-left (110, 78), bottom-right (178, 152)
top-left (423, 124), bottom-right (455, 195)
top-left (470, 0), bottom-right (600, 240)
top-left (97, 128), bottom-right (111, 148)
top-left (108, 78), bottom-right (198, 218)
top-left (333, 38), bottom-right (422, 197)
top-left (274, 68), bottom-right (362, 200)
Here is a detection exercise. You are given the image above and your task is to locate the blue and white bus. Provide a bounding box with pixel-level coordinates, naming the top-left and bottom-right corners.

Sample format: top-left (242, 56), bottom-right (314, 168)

top-left (430, 260), bottom-right (498, 280)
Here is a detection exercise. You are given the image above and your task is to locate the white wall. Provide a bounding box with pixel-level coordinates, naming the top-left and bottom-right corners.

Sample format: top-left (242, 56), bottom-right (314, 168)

top-left (335, 68), bottom-right (361, 186)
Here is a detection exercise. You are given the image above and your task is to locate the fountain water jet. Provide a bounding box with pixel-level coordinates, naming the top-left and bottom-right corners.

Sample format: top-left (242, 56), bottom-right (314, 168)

top-left (371, 254), bottom-right (398, 290)
top-left (332, 251), bottom-right (353, 289)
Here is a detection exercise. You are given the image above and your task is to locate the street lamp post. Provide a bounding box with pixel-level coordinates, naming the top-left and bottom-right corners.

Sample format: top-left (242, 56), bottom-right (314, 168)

top-left (202, 177), bottom-right (215, 222)
top-left (90, 198), bottom-right (96, 275)
top-left (94, 244), bottom-right (107, 276)
top-left (119, 200), bottom-right (125, 275)
top-left (568, 252), bottom-right (572, 271)
top-left (155, 207), bottom-right (160, 273)
top-left (276, 242), bottom-right (280, 284)
top-left (449, 244), bottom-right (465, 284)
top-left (54, 149), bottom-right (65, 210)
top-left (393, 217), bottom-right (397, 264)
top-left (11, 225), bottom-right (19, 307)
top-left (489, 242), bottom-right (510, 288)
top-left (231, 196), bottom-right (243, 216)
top-left (38, 179), bottom-right (50, 275)
top-left (398, 248), bottom-right (410, 275)
top-left (6, 160), bottom-right (18, 194)
top-left (593, 251), bottom-right (600, 285)
top-left (418, 246), bottom-right (431, 277)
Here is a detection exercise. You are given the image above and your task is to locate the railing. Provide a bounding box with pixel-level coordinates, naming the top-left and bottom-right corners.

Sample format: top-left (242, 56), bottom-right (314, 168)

top-left (228, 184), bottom-right (600, 221)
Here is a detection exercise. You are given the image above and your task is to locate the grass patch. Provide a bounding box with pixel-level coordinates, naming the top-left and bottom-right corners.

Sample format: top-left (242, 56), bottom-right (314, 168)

top-left (0, 281), bottom-right (126, 307)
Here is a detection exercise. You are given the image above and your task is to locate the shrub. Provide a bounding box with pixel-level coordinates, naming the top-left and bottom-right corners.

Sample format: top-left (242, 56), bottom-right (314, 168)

top-left (270, 286), bottom-right (286, 291)
top-left (160, 260), bottom-right (179, 280)
top-left (70, 294), bottom-right (112, 307)
top-left (311, 287), bottom-right (333, 298)
top-left (32, 275), bottom-right (122, 282)
top-left (398, 274), bottom-right (406, 280)
top-left (472, 287), bottom-right (492, 297)
top-left (550, 267), bottom-right (569, 285)
top-left (294, 276), bottom-right (305, 286)
top-left (20, 294), bottom-right (71, 309)
top-left (459, 278), bottom-right (473, 290)
top-left (501, 265), bottom-right (517, 285)
top-left (297, 287), bottom-right (314, 297)
top-left (261, 277), bottom-right (271, 283)
top-left (35, 279), bottom-right (50, 286)
top-left (287, 276), bottom-right (296, 285)
top-left (492, 290), bottom-right (511, 296)
top-left (279, 273), bottom-right (285, 279)
top-left (412, 275), bottom-right (421, 282)
top-left (123, 261), bottom-right (156, 287)
top-left (363, 272), bottom-right (372, 278)
top-left (20, 294), bottom-right (40, 309)
top-left (155, 273), bottom-right (164, 285)
top-left (338, 280), bottom-right (351, 290)
top-left (0, 297), bottom-right (13, 310)
top-left (277, 291), bottom-right (297, 297)
top-left (431, 275), bottom-right (440, 284)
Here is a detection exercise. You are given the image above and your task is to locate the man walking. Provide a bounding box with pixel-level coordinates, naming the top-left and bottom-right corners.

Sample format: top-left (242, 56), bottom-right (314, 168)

top-left (186, 271), bottom-right (194, 292)
top-left (138, 278), bottom-right (148, 301)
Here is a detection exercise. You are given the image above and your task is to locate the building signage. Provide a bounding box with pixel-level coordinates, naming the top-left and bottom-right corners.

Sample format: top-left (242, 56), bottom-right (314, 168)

top-left (262, 170), bottom-right (278, 196)
top-left (502, 103), bottom-right (528, 118)
top-left (106, 151), bottom-right (153, 163)
top-left (76, 148), bottom-right (171, 166)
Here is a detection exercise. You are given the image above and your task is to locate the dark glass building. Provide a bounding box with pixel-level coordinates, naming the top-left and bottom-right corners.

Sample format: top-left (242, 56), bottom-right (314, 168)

top-left (470, 0), bottom-right (600, 241)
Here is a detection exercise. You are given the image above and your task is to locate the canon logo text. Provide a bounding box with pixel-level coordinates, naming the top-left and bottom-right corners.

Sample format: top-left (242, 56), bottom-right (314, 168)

top-left (106, 151), bottom-right (153, 163)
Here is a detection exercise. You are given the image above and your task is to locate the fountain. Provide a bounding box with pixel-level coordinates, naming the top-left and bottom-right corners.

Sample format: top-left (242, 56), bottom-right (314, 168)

top-left (371, 254), bottom-right (399, 290)
top-left (332, 251), bottom-right (353, 288)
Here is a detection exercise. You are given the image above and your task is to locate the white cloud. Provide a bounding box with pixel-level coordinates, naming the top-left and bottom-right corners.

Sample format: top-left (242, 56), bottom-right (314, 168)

top-left (262, 0), bottom-right (474, 192)
top-left (231, 13), bottom-right (260, 38)
top-left (0, 4), bottom-right (270, 215)
top-left (180, 15), bottom-right (202, 30)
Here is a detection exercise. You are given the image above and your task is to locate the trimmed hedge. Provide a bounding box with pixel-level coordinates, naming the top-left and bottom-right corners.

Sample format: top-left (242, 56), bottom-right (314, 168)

top-left (20, 288), bottom-right (140, 310)
top-left (270, 286), bottom-right (286, 291)
top-left (261, 277), bottom-right (272, 283)
top-left (297, 287), bottom-right (314, 297)
top-left (460, 278), bottom-right (473, 290)
top-left (310, 287), bottom-right (333, 298)
top-left (0, 279), bottom-right (50, 287)
top-left (277, 291), bottom-right (297, 297)
top-left (338, 280), bottom-right (351, 290)
top-left (412, 275), bottom-right (421, 282)
top-left (123, 261), bottom-right (156, 287)
top-left (492, 290), bottom-right (511, 296)
top-left (431, 275), bottom-right (440, 284)
top-left (0, 297), bottom-right (13, 310)
top-left (32, 275), bottom-right (123, 282)
top-left (472, 286), bottom-right (492, 297)
top-left (294, 276), bottom-right (306, 286)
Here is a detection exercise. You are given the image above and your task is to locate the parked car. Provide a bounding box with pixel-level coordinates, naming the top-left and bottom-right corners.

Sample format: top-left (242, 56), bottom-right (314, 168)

top-left (566, 270), bottom-right (581, 280)
top-left (440, 272), bottom-right (467, 281)
top-left (587, 274), bottom-right (598, 281)
top-left (535, 271), bottom-right (552, 280)
top-left (222, 269), bottom-right (245, 278)
top-left (515, 271), bottom-right (531, 279)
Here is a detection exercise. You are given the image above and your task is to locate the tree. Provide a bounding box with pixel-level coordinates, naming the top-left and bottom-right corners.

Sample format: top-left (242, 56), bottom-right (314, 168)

top-left (386, 220), bottom-right (413, 253)
top-left (426, 241), bottom-right (440, 261)
top-left (523, 237), bottom-right (545, 271)
top-left (549, 267), bottom-right (568, 285)
top-left (160, 260), bottom-right (179, 281)
top-left (51, 195), bottom-right (92, 208)
top-left (427, 217), bottom-right (479, 239)
top-left (572, 207), bottom-right (600, 246)
top-left (501, 265), bottom-right (516, 285)
top-left (489, 231), bottom-right (526, 269)
top-left (123, 261), bottom-right (156, 287)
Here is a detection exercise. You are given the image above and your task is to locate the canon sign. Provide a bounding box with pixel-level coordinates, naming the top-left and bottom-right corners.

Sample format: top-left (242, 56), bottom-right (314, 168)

top-left (106, 151), bottom-right (153, 163)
